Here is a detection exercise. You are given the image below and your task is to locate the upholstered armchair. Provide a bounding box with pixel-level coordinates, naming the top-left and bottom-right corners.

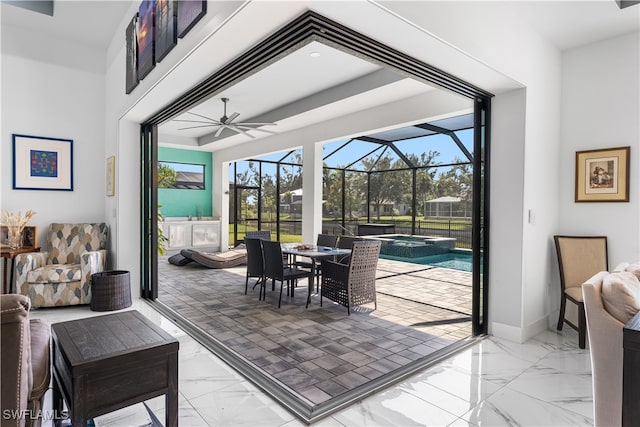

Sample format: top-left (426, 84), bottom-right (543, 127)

top-left (14, 223), bottom-right (108, 308)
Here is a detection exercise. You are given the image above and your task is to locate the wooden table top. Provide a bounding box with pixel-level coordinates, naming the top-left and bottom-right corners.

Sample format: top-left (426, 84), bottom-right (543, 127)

top-left (0, 246), bottom-right (40, 258)
top-left (51, 310), bottom-right (178, 370)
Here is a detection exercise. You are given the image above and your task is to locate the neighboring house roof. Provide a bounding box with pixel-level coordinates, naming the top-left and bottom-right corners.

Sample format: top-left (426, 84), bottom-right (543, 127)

top-left (425, 196), bottom-right (462, 203)
top-left (169, 171), bottom-right (204, 190)
top-left (280, 188), bottom-right (303, 197)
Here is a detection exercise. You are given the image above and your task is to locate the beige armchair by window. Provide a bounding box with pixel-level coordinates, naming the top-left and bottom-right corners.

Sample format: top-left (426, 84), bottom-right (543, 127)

top-left (554, 235), bottom-right (608, 349)
top-left (1, 294), bottom-right (51, 427)
top-left (14, 223), bottom-right (108, 308)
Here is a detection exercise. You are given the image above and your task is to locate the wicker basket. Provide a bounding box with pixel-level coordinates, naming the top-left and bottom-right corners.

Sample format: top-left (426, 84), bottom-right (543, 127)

top-left (90, 270), bottom-right (132, 311)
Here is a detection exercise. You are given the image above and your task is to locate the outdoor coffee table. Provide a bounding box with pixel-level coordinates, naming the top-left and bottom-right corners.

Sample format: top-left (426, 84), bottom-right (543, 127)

top-left (51, 310), bottom-right (179, 427)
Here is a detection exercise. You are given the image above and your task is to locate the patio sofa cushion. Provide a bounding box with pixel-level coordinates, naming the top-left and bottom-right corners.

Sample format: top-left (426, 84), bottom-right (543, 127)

top-left (184, 248), bottom-right (247, 269)
top-left (601, 271), bottom-right (640, 324)
top-left (168, 251), bottom-right (194, 266)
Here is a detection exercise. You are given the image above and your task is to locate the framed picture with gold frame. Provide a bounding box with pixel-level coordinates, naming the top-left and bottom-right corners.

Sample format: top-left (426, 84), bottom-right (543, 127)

top-left (106, 156), bottom-right (115, 197)
top-left (575, 146), bottom-right (630, 202)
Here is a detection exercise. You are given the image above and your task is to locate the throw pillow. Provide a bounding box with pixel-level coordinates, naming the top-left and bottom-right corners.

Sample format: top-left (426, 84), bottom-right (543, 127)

top-left (626, 262), bottom-right (640, 280)
top-left (602, 271), bottom-right (640, 324)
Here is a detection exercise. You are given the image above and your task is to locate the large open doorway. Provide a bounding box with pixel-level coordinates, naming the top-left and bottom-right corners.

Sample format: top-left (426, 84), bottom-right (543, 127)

top-left (142, 10), bottom-right (491, 422)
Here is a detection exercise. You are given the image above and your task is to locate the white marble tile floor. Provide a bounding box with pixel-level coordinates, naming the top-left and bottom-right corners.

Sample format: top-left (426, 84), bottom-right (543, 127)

top-left (32, 301), bottom-right (594, 426)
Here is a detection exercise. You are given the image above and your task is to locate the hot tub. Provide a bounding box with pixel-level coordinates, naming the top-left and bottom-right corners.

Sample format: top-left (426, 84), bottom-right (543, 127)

top-left (364, 234), bottom-right (456, 258)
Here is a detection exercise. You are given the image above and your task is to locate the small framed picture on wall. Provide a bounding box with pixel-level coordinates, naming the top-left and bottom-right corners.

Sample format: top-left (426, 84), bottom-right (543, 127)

top-left (575, 146), bottom-right (630, 202)
top-left (137, 0), bottom-right (156, 80)
top-left (12, 134), bottom-right (73, 191)
top-left (155, 0), bottom-right (177, 62)
top-left (106, 156), bottom-right (116, 197)
top-left (177, 0), bottom-right (207, 39)
top-left (125, 13), bottom-right (139, 94)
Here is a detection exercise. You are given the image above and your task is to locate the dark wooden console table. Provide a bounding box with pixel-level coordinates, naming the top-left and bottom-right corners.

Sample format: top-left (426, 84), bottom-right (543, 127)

top-left (51, 310), bottom-right (179, 427)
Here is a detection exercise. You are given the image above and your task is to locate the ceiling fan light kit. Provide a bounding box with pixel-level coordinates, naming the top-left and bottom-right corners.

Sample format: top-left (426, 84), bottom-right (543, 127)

top-left (174, 98), bottom-right (276, 138)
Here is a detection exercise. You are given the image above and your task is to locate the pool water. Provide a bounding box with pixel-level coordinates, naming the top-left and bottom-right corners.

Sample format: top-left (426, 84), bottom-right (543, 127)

top-left (381, 251), bottom-right (474, 272)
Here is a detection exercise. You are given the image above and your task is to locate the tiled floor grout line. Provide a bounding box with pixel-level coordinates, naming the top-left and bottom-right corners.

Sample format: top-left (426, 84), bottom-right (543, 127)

top-left (376, 291), bottom-right (472, 317)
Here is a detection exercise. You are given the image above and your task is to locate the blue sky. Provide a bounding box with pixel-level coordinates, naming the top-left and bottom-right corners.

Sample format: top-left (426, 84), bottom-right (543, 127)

top-left (230, 128), bottom-right (474, 181)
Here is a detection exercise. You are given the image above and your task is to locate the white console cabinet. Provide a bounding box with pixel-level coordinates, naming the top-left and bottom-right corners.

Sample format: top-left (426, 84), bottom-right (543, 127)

top-left (160, 220), bottom-right (220, 253)
top-left (167, 223), bottom-right (188, 248)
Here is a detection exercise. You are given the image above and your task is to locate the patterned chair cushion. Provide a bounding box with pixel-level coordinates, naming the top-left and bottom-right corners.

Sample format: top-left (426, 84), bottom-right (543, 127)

top-left (26, 264), bottom-right (81, 284)
top-left (47, 223), bottom-right (108, 265)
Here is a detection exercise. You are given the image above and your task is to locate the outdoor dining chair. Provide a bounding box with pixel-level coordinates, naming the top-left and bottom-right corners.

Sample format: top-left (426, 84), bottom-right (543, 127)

top-left (261, 240), bottom-right (313, 308)
top-left (244, 238), bottom-right (266, 299)
top-left (321, 240), bottom-right (382, 315)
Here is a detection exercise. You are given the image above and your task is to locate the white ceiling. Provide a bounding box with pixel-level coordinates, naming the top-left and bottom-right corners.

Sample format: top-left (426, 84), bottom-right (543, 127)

top-left (500, 0), bottom-right (640, 51)
top-left (1, 0), bottom-right (133, 49)
top-left (2, 0), bottom-right (638, 152)
top-left (2, 1), bottom-right (637, 51)
top-left (158, 40), bottom-right (440, 150)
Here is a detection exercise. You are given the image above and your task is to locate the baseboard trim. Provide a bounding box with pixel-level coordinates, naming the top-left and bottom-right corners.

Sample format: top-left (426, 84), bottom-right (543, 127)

top-left (490, 316), bottom-right (550, 343)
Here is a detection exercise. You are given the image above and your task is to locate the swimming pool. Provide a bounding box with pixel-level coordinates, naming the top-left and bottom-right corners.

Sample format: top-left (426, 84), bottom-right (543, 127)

top-left (380, 250), bottom-right (474, 272)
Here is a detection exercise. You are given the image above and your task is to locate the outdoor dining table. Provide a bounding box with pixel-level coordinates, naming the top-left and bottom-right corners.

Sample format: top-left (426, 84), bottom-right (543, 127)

top-left (281, 243), bottom-right (351, 307)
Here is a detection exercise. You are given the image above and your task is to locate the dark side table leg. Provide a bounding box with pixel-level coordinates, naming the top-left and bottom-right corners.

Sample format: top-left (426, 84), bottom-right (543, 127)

top-left (9, 259), bottom-right (15, 294)
top-left (52, 373), bottom-right (65, 426)
top-left (166, 352), bottom-right (178, 427)
top-left (72, 375), bottom-right (87, 427)
top-left (2, 258), bottom-right (9, 294)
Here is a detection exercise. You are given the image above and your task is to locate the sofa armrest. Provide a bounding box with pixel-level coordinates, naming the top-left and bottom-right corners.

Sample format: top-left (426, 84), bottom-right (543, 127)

top-left (15, 252), bottom-right (49, 295)
top-left (1, 294), bottom-right (32, 422)
top-left (28, 319), bottom-right (50, 401)
top-left (582, 272), bottom-right (625, 427)
top-left (80, 249), bottom-right (108, 288)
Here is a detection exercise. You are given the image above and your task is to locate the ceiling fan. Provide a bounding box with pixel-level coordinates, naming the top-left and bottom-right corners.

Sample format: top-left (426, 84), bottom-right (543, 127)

top-left (174, 98), bottom-right (277, 138)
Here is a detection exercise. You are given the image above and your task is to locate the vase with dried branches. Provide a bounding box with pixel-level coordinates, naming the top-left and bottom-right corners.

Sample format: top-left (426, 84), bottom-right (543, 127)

top-left (1, 210), bottom-right (36, 250)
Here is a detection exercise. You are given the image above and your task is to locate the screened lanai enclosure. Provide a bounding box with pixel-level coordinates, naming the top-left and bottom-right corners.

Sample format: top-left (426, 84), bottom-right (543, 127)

top-left (230, 113), bottom-right (475, 253)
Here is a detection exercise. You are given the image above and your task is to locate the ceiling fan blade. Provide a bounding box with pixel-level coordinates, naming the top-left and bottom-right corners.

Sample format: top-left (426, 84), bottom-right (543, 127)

top-left (234, 125), bottom-right (278, 135)
top-left (229, 126), bottom-right (256, 139)
top-left (177, 124), bottom-right (220, 130)
top-left (226, 112), bottom-right (240, 123)
top-left (234, 122), bottom-right (277, 126)
top-left (214, 125), bottom-right (226, 138)
top-left (187, 111), bottom-right (220, 122)
top-left (173, 119), bottom-right (222, 125)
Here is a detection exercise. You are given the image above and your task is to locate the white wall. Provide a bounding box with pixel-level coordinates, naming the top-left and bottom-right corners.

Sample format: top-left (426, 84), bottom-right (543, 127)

top-left (559, 32), bottom-right (640, 267)
top-left (1, 23), bottom-right (107, 251)
top-left (380, 1), bottom-right (564, 341)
